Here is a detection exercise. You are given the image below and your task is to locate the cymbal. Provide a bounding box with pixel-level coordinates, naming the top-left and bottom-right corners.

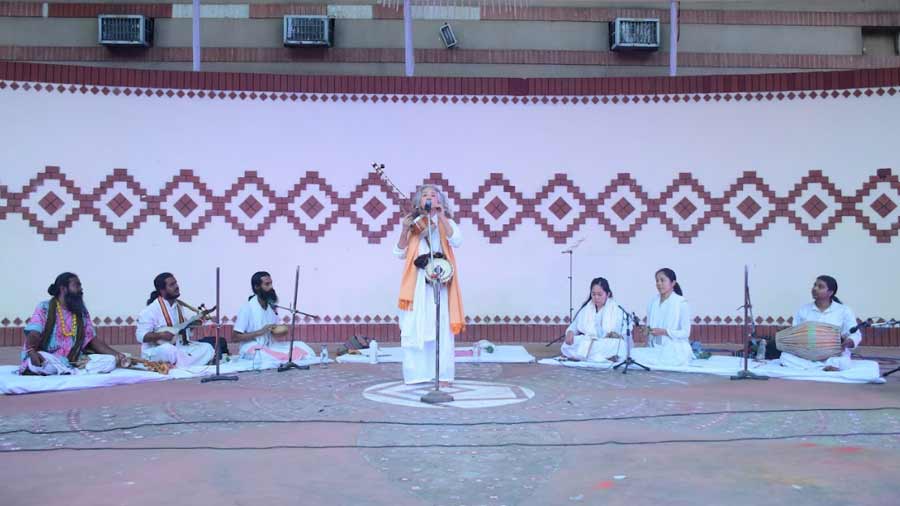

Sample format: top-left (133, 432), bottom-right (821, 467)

top-left (271, 325), bottom-right (290, 335)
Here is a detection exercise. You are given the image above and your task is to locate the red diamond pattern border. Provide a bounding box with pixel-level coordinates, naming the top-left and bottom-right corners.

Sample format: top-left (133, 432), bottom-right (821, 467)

top-left (0, 168), bottom-right (898, 244)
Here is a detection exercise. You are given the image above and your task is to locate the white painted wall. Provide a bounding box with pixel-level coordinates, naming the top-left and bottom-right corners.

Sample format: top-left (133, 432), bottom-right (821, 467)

top-left (1, 84), bottom-right (898, 325)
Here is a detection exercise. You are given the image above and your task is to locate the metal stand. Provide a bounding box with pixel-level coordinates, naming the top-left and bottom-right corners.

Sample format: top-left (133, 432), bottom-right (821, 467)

top-left (613, 309), bottom-right (650, 374)
top-left (421, 204), bottom-right (453, 404)
top-left (278, 266), bottom-right (314, 372)
top-left (546, 238), bottom-right (584, 347)
top-left (731, 265), bottom-right (768, 381)
top-left (201, 267), bottom-right (238, 383)
top-left (876, 319), bottom-right (900, 377)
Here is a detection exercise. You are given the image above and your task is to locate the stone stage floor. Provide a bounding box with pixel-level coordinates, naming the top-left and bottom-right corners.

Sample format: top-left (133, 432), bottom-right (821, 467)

top-left (1, 344), bottom-right (899, 506)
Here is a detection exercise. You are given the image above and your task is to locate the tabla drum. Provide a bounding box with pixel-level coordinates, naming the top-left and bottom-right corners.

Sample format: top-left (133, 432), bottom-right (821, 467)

top-left (270, 325), bottom-right (290, 336)
top-left (775, 321), bottom-right (843, 361)
top-left (425, 257), bottom-right (454, 284)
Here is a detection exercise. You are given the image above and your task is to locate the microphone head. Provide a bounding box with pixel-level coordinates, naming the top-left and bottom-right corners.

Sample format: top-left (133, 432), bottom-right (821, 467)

top-left (424, 199), bottom-right (433, 211)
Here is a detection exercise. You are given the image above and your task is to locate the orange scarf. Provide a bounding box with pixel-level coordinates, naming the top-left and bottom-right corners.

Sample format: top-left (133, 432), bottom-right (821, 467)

top-left (398, 219), bottom-right (465, 335)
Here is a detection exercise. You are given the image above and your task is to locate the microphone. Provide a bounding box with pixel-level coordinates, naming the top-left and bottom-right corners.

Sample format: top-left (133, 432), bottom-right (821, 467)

top-left (424, 199), bottom-right (433, 212)
top-left (848, 319), bottom-right (872, 334)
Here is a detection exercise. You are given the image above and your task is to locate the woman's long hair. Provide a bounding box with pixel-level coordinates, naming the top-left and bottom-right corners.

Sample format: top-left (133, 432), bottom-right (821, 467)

top-left (410, 184), bottom-right (453, 218)
top-left (574, 277), bottom-right (613, 316)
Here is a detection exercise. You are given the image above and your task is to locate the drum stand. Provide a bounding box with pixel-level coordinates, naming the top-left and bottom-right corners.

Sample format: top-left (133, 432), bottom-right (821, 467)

top-left (202, 267), bottom-right (238, 384)
top-left (875, 319), bottom-right (900, 377)
top-left (613, 309), bottom-right (650, 374)
top-left (731, 265), bottom-right (768, 381)
top-left (421, 204), bottom-right (454, 404)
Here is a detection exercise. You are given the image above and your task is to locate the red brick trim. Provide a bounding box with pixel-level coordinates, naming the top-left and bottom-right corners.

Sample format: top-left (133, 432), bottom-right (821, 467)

top-left (0, 1), bottom-right (41, 17)
top-left (1, 62), bottom-right (899, 97)
top-left (249, 3), bottom-right (327, 18)
top-left (2, 321), bottom-right (899, 347)
top-left (47, 3), bottom-right (173, 18)
top-left (3, 46), bottom-right (900, 70)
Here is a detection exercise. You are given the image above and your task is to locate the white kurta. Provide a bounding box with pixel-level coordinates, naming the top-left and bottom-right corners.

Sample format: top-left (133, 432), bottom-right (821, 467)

top-left (393, 218), bottom-right (462, 384)
top-left (560, 299), bottom-right (625, 362)
top-left (234, 298), bottom-right (314, 367)
top-left (779, 301), bottom-right (863, 371)
top-left (136, 298), bottom-right (214, 368)
top-left (633, 293), bottom-right (693, 367)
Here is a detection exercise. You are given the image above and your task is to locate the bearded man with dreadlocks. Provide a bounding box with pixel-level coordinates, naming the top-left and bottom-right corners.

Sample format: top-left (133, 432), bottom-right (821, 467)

top-left (20, 272), bottom-right (128, 375)
top-left (233, 271), bottom-right (315, 368)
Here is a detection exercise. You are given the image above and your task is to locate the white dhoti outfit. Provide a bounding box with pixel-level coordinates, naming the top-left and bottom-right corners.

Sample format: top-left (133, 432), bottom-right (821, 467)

top-left (24, 352), bottom-right (116, 375)
top-left (633, 293), bottom-right (693, 367)
top-left (235, 297), bottom-right (314, 368)
top-left (394, 219), bottom-right (462, 384)
top-left (560, 299), bottom-right (625, 362)
top-left (136, 298), bottom-right (215, 368)
top-left (778, 301), bottom-right (862, 371)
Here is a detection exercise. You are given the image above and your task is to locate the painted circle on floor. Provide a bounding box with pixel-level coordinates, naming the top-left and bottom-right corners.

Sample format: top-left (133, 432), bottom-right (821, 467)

top-left (363, 380), bottom-right (535, 409)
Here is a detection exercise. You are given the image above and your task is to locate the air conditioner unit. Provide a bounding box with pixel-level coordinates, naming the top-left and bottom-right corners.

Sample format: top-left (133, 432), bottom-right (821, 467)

top-left (439, 23), bottom-right (458, 49)
top-left (284, 15), bottom-right (334, 47)
top-left (609, 17), bottom-right (659, 51)
top-left (98, 15), bottom-right (153, 47)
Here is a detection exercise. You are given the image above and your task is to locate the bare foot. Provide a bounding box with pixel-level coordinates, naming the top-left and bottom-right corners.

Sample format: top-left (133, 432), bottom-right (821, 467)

top-left (439, 381), bottom-right (452, 388)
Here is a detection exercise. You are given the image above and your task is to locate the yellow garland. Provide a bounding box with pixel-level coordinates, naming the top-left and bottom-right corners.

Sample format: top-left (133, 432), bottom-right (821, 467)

top-left (55, 301), bottom-right (78, 338)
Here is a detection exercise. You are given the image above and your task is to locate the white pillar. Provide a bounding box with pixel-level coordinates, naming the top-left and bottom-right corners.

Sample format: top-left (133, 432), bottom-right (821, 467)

top-left (669, 0), bottom-right (678, 77)
top-left (404, 0), bottom-right (414, 77)
top-left (192, 0), bottom-right (201, 71)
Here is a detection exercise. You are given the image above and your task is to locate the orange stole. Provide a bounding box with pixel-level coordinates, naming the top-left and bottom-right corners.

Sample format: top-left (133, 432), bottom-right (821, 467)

top-left (397, 219), bottom-right (465, 335)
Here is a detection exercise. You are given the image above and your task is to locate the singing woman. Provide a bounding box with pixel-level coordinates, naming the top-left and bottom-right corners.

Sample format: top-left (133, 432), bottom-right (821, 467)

top-left (393, 185), bottom-right (465, 386)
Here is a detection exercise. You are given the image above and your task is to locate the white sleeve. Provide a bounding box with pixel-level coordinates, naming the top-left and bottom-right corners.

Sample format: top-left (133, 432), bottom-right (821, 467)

top-left (392, 242), bottom-right (407, 259)
top-left (667, 300), bottom-right (692, 341)
top-left (233, 303), bottom-right (251, 334)
top-left (566, 313), bottom-right (578, 334)
top-left (447, 219), bottom-right (463, 248)
top-left (135, 305), bottom-right (158, 344)
top-left (609, 308), bottom-right (624, 335)
top-left (842, 306), bottom-right (862, 347)
top-left (793, 307), bottom-right (805, 326)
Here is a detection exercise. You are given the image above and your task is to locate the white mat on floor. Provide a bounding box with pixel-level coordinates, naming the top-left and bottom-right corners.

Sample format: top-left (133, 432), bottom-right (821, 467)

top-left (538, 353), bottom-right (885, 384)
top-left (0, 356), bottom-right (330, 395)
top-left (335, 345), bottom-right (536, 364)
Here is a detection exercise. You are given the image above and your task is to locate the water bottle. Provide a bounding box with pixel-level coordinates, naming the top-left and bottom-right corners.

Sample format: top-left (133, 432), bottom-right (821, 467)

top-left (369, 340), bottom-right (379, 364)
top-left (756, 339), bottom-right (767, 361)
top-left (320, 345), bottom-right (328, 365)
top-left (252, 348), bottom-right (262, 372)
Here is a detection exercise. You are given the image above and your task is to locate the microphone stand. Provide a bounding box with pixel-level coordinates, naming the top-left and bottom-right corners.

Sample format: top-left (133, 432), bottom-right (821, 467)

top-left (278, 266), bottom-right (312, 372)
top-left (201, 267), bottom-right (238, 383)
top-left (613, 307), bottom-right (650, 374)
top-left (546, 238), bottom-right (585, 347)
top-left (731, 265), bottom-right (768, 380)
top-left (421, 203), bottom-right (454, 404)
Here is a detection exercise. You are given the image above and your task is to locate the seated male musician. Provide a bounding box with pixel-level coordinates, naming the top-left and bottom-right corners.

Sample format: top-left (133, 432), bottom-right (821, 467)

top-left (135, 272), bottom-right (219, 368)
top-left (21, 272), bottom-right (128, 375)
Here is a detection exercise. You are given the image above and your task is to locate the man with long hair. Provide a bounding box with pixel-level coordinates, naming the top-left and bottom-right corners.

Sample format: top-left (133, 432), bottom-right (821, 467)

top-left (21, 273), bottom-right (128, 375)
top-left (234, 271), bottom-right (314, 367)
top-left (135, 272), bottom-right (216, 367)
